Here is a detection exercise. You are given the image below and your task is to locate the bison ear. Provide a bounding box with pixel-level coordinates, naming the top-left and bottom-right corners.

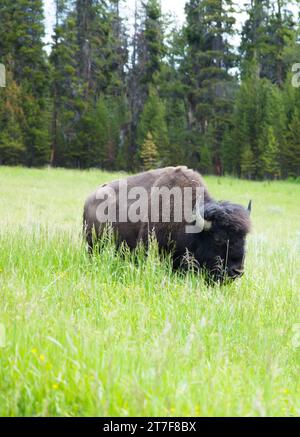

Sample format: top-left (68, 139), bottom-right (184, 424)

top-left (203, 201), bottom-right (229, 228)
top-left (247, 200), bottom-right (252, 215)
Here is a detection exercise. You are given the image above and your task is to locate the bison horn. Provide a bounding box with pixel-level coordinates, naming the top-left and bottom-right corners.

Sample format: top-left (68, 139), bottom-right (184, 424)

top-left (203, 219), bottom-right (212, 230)
top-left (193, 207), bottom-right (212, 231)
top-left (247, 200), bottom-right (252, 214)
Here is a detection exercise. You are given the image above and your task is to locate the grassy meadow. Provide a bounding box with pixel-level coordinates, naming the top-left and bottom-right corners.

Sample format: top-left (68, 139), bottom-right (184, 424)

top-left (0, 166), bottom-right (299, 416)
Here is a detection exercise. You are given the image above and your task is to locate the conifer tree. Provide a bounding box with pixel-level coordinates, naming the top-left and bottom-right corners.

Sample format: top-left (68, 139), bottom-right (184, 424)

top-left (230, 60), bottom-right (287, 178)
top-left (128, 0), bottom-right (165, 168)
top-left (283, 109), bottom-right (300, 177)
top-left (0, 0), bottom-right (49, 165)
top-left (140, 131), bottom-right (158, 170)
top-left (0, 70), bottom-right (25, 164)
top-left (160, 27), bottom-right (189, 166)
top-left (142, 0), bottom-right (165, 85)
top-left (183, 0), bottom-right (237, 174)
top-left (0, 0), bottom-right (299, 178)
top-left (49, 0), bottom-right (128, 168)
top-left (260, 126), bottom-right (281, 179)
top-left (49, 3), bottom-right (81, 166)
top-left (221, 126), bottom-right (237, 175)
top-left (137, 87), bottom-right (168, 163)
top-left (240, 144), bottom-right (256, 179)
top-left (240, 0), bottom-right (296, 84)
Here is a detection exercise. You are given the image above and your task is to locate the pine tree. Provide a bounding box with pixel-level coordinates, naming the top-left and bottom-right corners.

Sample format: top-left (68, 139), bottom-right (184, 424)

top-left (260, 126), bottom-right (281, 179)
top-left (267, 1), bottom-right (296, 85)
top-left (0, 69), bottom-right (25, 164)
top-left (199, 142), bottom-right (213, 174)
top-left (0, 0), bottom-right (299, 178)
top-left (142, 0), bottom-right (165, 85)
top-left (164, 98), bottom-right (188, 166)
top-left (230, 60), bottom-right (287, 178)
top-left (49, 0), bottom-right (128, 168)
top-left (128, 0), bottom-right (166, 168)
top-left (229, 63), bottom-right (260, 176)
top-left (0, 0), bottom-right (49, 166)
top-left (140, 131), bottom-right (158, 170)
top-left (283, 110), bottom-right (300, 177)
top-left (137, 87), bottom-right (169, 164)
top-left (160, 27), bottom-right (190, 166)
top-left (50, 0), bottom-right (72, 166)
top-left (240, 0), bottom-right (296, 84)
top-left (221, 126), bottom-right (237, 175)
top-left (240, 0), bottom-right (270, 78)
top-left (240, 144), bottom-right (256, 179)
top-left (281, 74), bottom-right (300, 177)
top-left (183, 0), bottom-right (237, 174)
top-left (49, 4), bottom-right (81, 166)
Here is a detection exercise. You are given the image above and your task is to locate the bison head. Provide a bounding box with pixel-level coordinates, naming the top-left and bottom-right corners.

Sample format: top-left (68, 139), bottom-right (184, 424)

top-left (193, 200), bottom-right (251, 282)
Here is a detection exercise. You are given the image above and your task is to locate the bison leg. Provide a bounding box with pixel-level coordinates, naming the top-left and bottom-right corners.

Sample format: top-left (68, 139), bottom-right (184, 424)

top-left (83, 221), bottom-right (94, 255)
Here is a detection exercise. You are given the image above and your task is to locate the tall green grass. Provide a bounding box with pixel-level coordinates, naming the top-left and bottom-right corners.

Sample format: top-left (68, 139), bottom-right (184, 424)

top-left (0, 167), bottom-right (299, 416)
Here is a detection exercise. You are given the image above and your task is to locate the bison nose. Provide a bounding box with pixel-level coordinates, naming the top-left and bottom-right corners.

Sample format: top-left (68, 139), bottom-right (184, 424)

top-left (231, 268), bottom-right (244, 277)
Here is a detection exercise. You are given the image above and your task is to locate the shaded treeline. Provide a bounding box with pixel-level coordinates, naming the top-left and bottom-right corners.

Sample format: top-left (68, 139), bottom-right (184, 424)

top-left (0, 0), bottom-right (300, 178)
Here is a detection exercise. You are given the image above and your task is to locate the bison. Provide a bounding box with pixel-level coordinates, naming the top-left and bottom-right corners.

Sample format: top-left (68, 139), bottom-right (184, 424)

top-left (83, 166), bottom-right (251, 282)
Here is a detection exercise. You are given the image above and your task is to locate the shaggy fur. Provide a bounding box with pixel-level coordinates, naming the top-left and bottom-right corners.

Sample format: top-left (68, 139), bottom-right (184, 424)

top-left (83, 166), bottom-right (251, 282)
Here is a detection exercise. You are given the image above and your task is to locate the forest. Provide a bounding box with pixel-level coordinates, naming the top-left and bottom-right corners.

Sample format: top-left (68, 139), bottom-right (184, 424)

top-left (0, 0), bottom-right (300, 179)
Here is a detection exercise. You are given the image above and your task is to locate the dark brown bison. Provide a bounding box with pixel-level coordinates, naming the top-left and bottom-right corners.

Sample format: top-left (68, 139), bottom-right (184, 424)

top-left (83, 166), bottom-right (251, 282)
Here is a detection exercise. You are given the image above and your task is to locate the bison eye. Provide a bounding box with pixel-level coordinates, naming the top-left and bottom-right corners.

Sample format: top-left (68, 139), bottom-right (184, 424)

top-left (214, 236), bottom-right (223, 245)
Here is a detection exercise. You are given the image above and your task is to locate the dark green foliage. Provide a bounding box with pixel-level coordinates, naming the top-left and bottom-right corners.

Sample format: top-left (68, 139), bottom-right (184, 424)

top-left (183, 0), bottom-right (238, 174)
top-left (240, 0), bottom-right (296, 85)
top-left (142, 0), bottom-right (166, 85)
top-left (260, 126), bottom-right (281, 179)
top-left (283, 109), bottom-right (300, 177)
top-left (49, 0), bottom-right (128, 168)
top-left (240, 144), bottom-right (256, 180)
top-left (0, 70), bottom-right (25, 164)
top-left (128, 0), bottom-right (166, 167)
top-left (227, 62), bottom-right (289, 179)
top-left (0, 0), bottom-right (50, 166)
top-left (0, 0), bottom-right (299, 178)
top-left (137, 87), bottom-right (169, 164)
top-left (221, 126), bottom-right (237, 175)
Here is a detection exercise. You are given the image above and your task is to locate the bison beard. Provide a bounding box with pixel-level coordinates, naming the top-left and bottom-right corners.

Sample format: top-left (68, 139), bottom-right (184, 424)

top-left (83, 166), bottom-right (251, 283)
